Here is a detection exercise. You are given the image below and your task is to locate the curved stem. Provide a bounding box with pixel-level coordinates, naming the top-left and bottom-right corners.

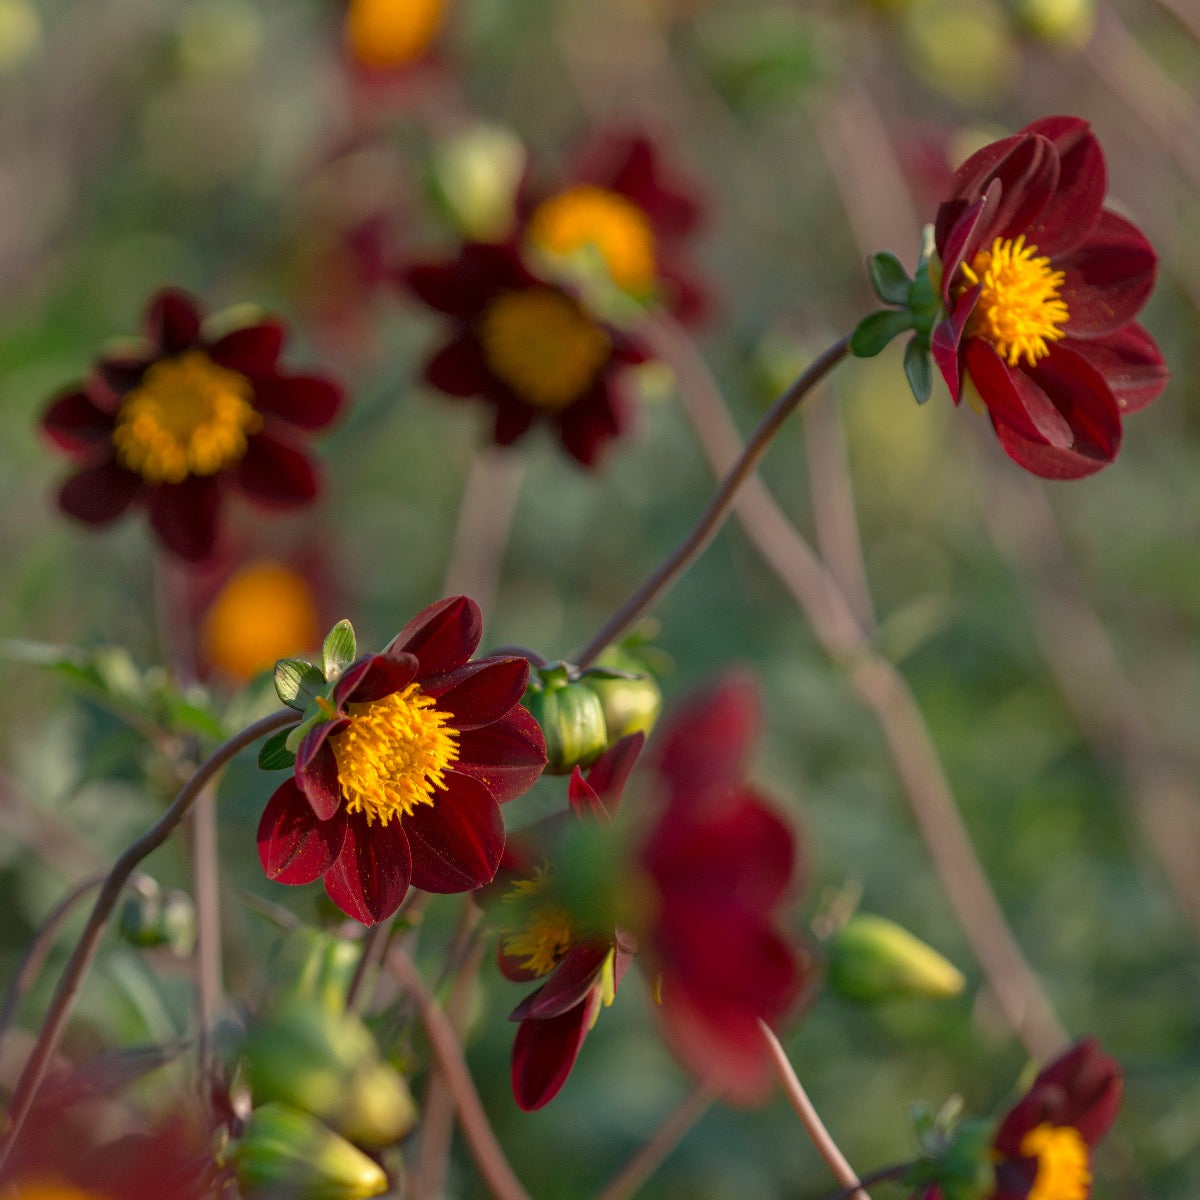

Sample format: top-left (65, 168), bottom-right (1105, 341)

top-left (573, 334), bottom-right (851, 668)
top-left (0, 708), bottom-right (296, 1166)
top-left (818, 1162), bottom-right (915, 1200)
top-left (759, 1022), bottom-right (871, 1200)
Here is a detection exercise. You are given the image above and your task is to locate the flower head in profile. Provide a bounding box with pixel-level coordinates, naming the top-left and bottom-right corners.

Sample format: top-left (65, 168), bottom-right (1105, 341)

top-left (522, 129), bottom-right (708, 322)
top-left (932, 116), bottom-right (1165, 478)
top-left (403, 242), bottom-right (648, 466)
top-left (40, 288), bottom-right (344, 561)
top-left (258, 596), bottom-right (546, 925)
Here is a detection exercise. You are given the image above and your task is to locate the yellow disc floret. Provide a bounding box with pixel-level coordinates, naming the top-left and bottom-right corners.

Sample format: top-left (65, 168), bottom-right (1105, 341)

top-left (527, 186), bottom-right (657, 291)
top-left (502, 874), bottom-right (577, 977)
top-left (960, 235), bottom-right (1070, 368)
top-left (345, 0), bottom-right (444, 70)
top-left (1019, 1123), bottom-right (1092, 1200)
top-left (112, 350), bottom-right (262, 485)
top-left (12, 1182), bottom-right (106, 1200)
top-left (479, 287), bottom-right (612, 411)
top-left (330, 683), bottom-right (460, 825)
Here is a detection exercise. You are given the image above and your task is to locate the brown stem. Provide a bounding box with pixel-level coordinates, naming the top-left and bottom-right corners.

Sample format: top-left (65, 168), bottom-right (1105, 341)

top-left (573, 334), bottom-right (851, 668)
top-left (0, 708), bottom-right (296, 1167)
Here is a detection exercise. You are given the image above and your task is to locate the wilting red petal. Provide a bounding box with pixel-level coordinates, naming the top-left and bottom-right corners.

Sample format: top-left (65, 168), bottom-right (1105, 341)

top-left (258, 779), bottom-right (347, 884)
top-left (454, 706), bottom-right (547, 803)
top-left (510, 941), bottom-right (610, 1021)
top-left (511, 995), bottom-right (599, 1112)
top-left (145, 288), bottom-right (201, 354)
top-left (58, 460), bottom-right (141, 525)
top-left (1057, 210), bottom-right (1158, 338)
top-left (423, 656), bottom-right (530, 730)
top-left (404, 771), bottom-right (504, 892)
top-left (295, 726), bottom-right (347, 820)
top-left (323, 811), bottom-right (412, 924)
top-left (333, 652), bottom-right (419, 706)
top-left (207, 321), bottom-right (286, 377)
top-left (235, 433), bottom-right (320, 507)
top-left (252, 373), bottom-right (344, 430)
top-left (42, 389), bottom-right (115, 454)
top-left (425, 334), bottom-right (494, 397)
top-left (146, 475), bottom-right (221, 561)
top-left (1065, 324), bottom-right (1167, 414)
top-left (964, 341), bottom-right (1073, 448)
top-left (387, 595), bottom-right (483, 676)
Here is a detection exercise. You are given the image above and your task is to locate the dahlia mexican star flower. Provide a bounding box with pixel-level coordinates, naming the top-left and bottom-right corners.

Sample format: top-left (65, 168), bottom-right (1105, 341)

top-left (403, 242), bottom-right (648, 465)
top-left (932, 116), bottom-right (1166, 478)
top-left (258, 596), bottom-right (546, 924)
top-left (39, 288), bottom-right (344, 561)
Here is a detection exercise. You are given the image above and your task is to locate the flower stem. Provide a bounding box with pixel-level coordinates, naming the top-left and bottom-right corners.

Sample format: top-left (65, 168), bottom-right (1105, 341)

top-left (0, 708), bottom-right (296, 1168)
top-left (573, 334), bottom-right (851, 668)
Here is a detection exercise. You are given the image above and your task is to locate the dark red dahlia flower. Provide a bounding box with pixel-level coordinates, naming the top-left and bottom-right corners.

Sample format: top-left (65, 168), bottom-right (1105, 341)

top-left (499, 734), bottom-right (643, 1111)
top-left (258, 596), bottom-right (546, 925)
top-left (521, 128), bottom-right (708, 323)
top-left (638, 674), bottom-right (808, 1104)
top-left (932, 116), bottom-right (1166, 478)
top-left (403, 242), bottom-right (648, 466)
top-left (40, 288), bottom-right (344, 561)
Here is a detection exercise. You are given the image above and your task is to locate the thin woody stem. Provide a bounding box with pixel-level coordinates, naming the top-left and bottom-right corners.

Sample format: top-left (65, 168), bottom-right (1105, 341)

top-left (573, 334), bottom-right (851, 668)
top-left (0, 708), bottom-right (296, 1168)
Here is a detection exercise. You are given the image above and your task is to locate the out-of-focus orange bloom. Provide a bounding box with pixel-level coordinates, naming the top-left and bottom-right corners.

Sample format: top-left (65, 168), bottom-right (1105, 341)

top-left (345, 0), bottom-right (445, 71)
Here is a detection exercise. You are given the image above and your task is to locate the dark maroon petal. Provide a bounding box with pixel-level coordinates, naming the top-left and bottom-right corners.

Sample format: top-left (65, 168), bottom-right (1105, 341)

top-left (1064, 324), bottom-right (1167, 414)
top-left (492, 400), bottom-right (536, 446)
top-left (145, 288), bottom-right (202, 354)
top-left (1057, 210), bottom-right (1158, 338)
top-left (1021, 116), bottom-right (1106, 255)
top-left (568, 768), bottom-right (604, 822)
top-left (98, 355), bottom-right (151, 398)
top-left (402, 243), bottom-right (531, 318)
top-left (41, 389), bottom-right (115, 454)
top-left (235, 433), bottom-right (320, 507)
top-left (558, 382), bottom-right (625, 467)
top-left (425, 334), bottom-right (495, 397)
top-left (333, 652), bottom-right (419, 707)
top-left (295, 726), bottom-right (347, 820)
top-left (931, 288), bottom-right (979, 402)
top-left (404, 772), bottom-right (504, 892)
top-left (323, 811), bottom-right (412, 925)
top-left (454, 705), bottom-right (547, 803)
top-left (935, 132), bottom-right (1025, 250)
top-left (145, 475), bottom-right (221, 562)
top-left (387, 595), bottom-right (483, 675)
top-left (258, 778), bottom-right (347, 884)
top-left (57, 460), bottom-right (141, 525)
top-left (207, 320), bottom-right (286, 377)
top-left (656, 263), bottom-right (709, 326)
top-left (511, 997), bottom-right (598, 1111)
top-left (498, 945), bottom-right (546, 983)
top-left (252, 373), bottom-right (344, 430)
top-left (964, 341), bottom-right (1073, 448)
top-left (424, 656), bottom-right (530, 730)
top-left (580, 732), bottom-right (644, 817)
top-left (510, 941), bottom-right (610, 1021)
top-left (941, 186), bottom-right (999, 305)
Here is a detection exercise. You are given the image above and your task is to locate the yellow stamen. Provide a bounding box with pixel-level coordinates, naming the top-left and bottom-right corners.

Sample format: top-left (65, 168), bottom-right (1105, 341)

top-left (501, 872), bottom-right (576, 977)
top-left (527, 186), bottom-right (657, 291)
top-left (112, 350), bottom-right (262, 485)
top-left (12, 1182), bottom-right (106, 1200)
top-left (479, 288), bottom-right (612, 411)
top-left (1019, 1123), bottom-right (1092, 1200)
top-left (345, 0), bottom-right (445, 69)
top-left (960, 235), bottom-right (1070, 368)
top-left (330, 683), bottom-right (459, 825)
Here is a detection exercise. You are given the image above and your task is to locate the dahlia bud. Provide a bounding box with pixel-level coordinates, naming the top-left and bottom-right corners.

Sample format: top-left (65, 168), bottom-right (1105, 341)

top-left (827, 913), bottom-right (965, 1002)
top-left (118, 880), bottom-right (197, 956)
top-left (581, 648), bottom-right (663, 743)
top-left (1007, 0), bottom-right (1094, 46)
top-left (524, 663), bottom-right (609, 775)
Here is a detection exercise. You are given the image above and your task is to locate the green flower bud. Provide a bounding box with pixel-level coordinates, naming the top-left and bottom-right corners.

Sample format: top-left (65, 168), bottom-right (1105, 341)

top-left (583, 650), bottom-right (663, 743)
top-left (827, 913), bottom-right (965, 1002)
top-left (118, 881), bottom-right (196, 956)
top-left (1007, 0), bottom-right (1094, 46)
top-left (268, 927), bottom-right (361, 1014)
top-left (233, 1103), bottom-right (388, 1200)
top-left (341, 1060), bottom-right (419, 1149)
top-left (524, 663), bottom-right (609, 775)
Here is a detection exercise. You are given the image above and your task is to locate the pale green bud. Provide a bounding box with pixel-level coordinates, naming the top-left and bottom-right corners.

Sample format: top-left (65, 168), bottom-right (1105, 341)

top-left (827, 913), bottom-right (965, 1002)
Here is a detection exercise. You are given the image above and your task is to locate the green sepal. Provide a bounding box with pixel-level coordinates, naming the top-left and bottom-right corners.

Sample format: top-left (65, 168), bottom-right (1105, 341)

top-left (850, 308), bottom-right (915, 358)
top-left (259, 728), bottom-right (299, 771)
top-left (869, 251), bottom-right (913, 305)
top-left (275, 658), bottom-right (327, 711)
top-left (321, 620), bottom-right (357, 683)
top-left (904, 337), bottom-right (934, 404)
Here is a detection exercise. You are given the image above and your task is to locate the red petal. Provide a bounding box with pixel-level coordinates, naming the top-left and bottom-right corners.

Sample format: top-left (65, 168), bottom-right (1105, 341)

top-left (964, 341), bottom-right (1073, 448)
top-left (510, 941), bottom-right (610, 1021)
top-left (98, 355), bottom-right (150, 397)
top-left (402, 243), bottom-right (528, 317)
top-left (1064, 324), bottom-right (1167, 414)
top-left (41, 389), bottom-right (115, 454)
top-left (403, 772), bottom-right (504, 892)
top-left (235, 433), bottom-right (320, 507)
top-left (387, 595), bottom-right (483, 675)
top-left (1022, 116), bottom-right (1106, 255)
top-left (568, 768), bottom-right (604, 821)
top-left (258, 779), bottom-right (347, 884)
top-left (146, 475), bottom-right (221, 561)
top-left (296, 727), bottom-right (346, 820)
top-left (581, 732), bottom-right (643, 814)
top-left (1057, 210), bottom-right (1158, 338)
top-left (492, 400), bottom-right (536, 446)
top-left (252, 373), bottom-right (344, 430)
top-left (207, 321), bottom-right (286, 377)
top-left (423, 656), bottom-right (530, 730)
top-left (454, 705), bottom-right (547, 803)
top-left (931, 287), bottom-right (979, 401)
top-left (511, 997), bottom-right (597, 1111)
top-left (145, 289), bottom-right (202, 354)
top-left (558, 383), bottom-right (625, 466)
top-left (333, 652), bottom-right (419, 706)
top-left (425, 334), bottom-right (494, 397)
top-left (323, 811), bottom-right (412, 925)
top-left (57, 460), bottom-right (141, 525)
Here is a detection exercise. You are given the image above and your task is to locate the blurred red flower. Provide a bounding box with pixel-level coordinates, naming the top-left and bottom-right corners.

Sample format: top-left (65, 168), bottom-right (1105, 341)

top-left (932, 116), bottom-right (1165, 478)
top-left (258, 596), bottom-right (546, 924)
top-left (40, 288), bottom-right (344, 562)
top-left (403, 242), bottom-right (648, 466)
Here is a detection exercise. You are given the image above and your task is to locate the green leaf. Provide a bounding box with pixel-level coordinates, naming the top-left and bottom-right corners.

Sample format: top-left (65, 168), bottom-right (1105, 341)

top-left (904, 337), bottom-right (934, 404)
top-left (274, 659), bottom-right (326, 710)
top-left (869, 252), bottom-right (912, 305)
top-left (321, 620), bottom-right (357, 683)
top-left (850, 308), bottom-right (914, 358)
top-left (259, 728), bottom-right (298, 771)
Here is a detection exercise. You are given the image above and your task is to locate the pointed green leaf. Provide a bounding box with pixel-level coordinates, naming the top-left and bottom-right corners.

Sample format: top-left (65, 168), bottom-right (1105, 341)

top-left (850, 308), bottom-right (914, 358)
top-left (274, 658), bottom-right (326, 711)
top-left (868, 252), bottom-right (912, 305)
top-left (904, 337), bottom-right (934, 405)
top-left (259, 727), bottom-right (298, 771)
top-left (321, 620), bottom-right (357, 683)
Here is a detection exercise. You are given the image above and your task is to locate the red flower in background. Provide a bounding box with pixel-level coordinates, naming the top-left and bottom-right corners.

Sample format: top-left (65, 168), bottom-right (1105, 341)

top-left (40, 288), bottom-right (344, 561)
top-left (638, 674), bottom-right (808, 1104)
top-left (932, 116), bottom-right (1165, 478)
top-left (258, 596), bottom-right (546, 924)
top-left (522, 129), bottom-right (709, 323)
top-left (403, 242), bottom-right (648, 466)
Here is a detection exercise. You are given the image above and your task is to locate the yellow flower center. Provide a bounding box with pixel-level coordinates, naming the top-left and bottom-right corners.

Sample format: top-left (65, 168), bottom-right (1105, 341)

top-left (501, 873), bottom-right (576, 977)
top-left (330, 683), bottom-right (460, 825)
top-left (527, 185), bottom-right (657, 291)
top-left (960, 235), bottom-right (1070, 368)
top-left (112, 350), bottom-right (262, 485)
top-left (479, 288), bottom-right (612, 411)
top-left (200, 560), bottom-right (321, 683)
top-left (345, 0), bottom-right (445, 69)
top-left (1019, 1123), bottom-right (1092, 1200)
top-left (12, 1182), bottom-right (106, 1200)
